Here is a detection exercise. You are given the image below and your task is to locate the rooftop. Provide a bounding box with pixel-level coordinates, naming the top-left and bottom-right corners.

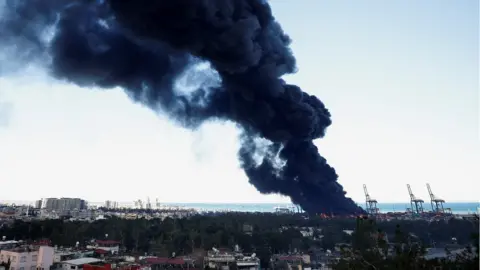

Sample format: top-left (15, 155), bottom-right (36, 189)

top-left (1, 246), bottom-right (40, 253)
top-left (144, 257), bottom-right (187, 265)
top-left (95, 240), bottom-right (120, 245)
top-left (0, 241), bottom-right (19, 245)
top-left (62, 258), bottom-right (103, 266)
top-left (273, 255), bottom-right (305, 261)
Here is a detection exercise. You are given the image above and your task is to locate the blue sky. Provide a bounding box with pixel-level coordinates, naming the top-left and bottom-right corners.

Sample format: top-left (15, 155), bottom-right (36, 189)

top-left (0, 0), bottom-right (478, 204)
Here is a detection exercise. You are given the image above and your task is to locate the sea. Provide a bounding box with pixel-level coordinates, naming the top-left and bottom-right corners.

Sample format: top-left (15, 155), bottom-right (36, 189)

top-left (2, 201), bottom-right (479, 215)
top-left (156, 202), bottom-right (480, 214)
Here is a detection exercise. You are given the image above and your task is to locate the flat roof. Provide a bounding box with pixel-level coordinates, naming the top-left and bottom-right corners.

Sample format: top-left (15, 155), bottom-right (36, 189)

top-left (62, 258), bottom-right (103, 266)
top-left (95, 240), bottom-right (120, 245)
top-left (0, 241), bottom-right (19, 245)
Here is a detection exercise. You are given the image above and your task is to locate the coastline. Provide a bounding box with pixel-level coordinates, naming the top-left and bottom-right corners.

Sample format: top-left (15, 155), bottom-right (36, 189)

top-left (2, 200), bottom-right (478, 215)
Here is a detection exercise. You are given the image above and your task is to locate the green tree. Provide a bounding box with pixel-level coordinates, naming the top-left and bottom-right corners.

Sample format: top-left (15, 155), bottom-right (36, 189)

top-left (332, 216), bottom-right (479, 270)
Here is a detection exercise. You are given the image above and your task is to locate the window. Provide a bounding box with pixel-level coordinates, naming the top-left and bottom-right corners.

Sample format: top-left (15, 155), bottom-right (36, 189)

top-left (12, 256), bottom-right (16, 262)
top-left (32, 255), bottom-right (37, 262)
top-left (21, 256), bottom-right (26, 263)
top-left (19, 267), bottom-right (24, 270)
top-left (70, 266), bottom-right (76, 270)
top-left (30, 266), bottom-right (36, 270)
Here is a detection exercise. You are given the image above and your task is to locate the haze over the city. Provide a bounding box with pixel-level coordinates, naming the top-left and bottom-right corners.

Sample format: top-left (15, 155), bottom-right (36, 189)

top-left (0, 0), bottom-right (478, 204)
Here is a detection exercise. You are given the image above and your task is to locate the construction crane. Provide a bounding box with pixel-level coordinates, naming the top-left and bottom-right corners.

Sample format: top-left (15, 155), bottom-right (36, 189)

top-left (407, 184), bottom-right (424, 215)
top-left (363, 184), bottom-right (379, 215)
top-left (426, 183), bottom-right (446, 214)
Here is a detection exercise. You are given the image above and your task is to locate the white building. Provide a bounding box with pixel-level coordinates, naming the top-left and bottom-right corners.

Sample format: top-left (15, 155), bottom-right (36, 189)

top-left (61, 258), bottom-right (102, 270)
top-left (53, 251), bottom-right (76, 263)
top-left (0, 241), bottom-right (19, 251)
top-left (0, 246), bottom-right (54, 270)
top-left (204, 250), bottom-right (260, 270)
top-left (53, 250), bottom-right (94, 263)
top-left (86, 241), bottom-right (119, 254)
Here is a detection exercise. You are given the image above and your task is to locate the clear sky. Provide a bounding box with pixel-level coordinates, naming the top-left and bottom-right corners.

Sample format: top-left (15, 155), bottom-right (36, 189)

top-left (0, 0), bottom-right (478, 204)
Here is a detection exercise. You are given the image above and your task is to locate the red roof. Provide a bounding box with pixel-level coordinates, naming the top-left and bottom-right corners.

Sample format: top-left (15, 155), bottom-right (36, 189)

top-left (95, 240), bottom-right (120, 245)
top-left (95, 249), bottom-right (109, 254)
top-left (33, 239), bottom-right (52, 246)
top-left (144, 257), bottom-right (185, 265)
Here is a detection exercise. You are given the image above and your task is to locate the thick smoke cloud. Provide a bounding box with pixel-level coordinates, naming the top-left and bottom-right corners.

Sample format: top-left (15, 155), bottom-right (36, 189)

top-left (0, 0), bottom-right (364, 214)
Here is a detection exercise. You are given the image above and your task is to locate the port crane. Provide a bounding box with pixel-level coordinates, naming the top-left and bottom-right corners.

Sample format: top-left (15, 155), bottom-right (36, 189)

top-left (407, 184), bottom-right (424, 215)
top-left (134, 199), bottom-right (143, 209)
top-left (426, 183), bottom-right (452, 214)
top-left (363, 184), bottom-right (379, 215)
top-left (146, 197), bottom-right (152, 210)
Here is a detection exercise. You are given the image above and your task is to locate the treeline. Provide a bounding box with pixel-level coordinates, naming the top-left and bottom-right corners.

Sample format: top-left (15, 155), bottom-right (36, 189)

top-left (0, 213), bottom-right (477, 256)
top-left (332, 217), bottom-right (479, 270)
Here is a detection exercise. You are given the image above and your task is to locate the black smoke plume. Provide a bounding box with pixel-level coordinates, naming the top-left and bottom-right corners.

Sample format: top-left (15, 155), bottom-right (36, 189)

top-left (0, 0), bottom-right (364, 214)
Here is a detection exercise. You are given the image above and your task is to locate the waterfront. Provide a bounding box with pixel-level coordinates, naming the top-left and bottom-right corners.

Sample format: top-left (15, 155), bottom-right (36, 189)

top-left (3, 200), bottom-right (477, 214)
top-left (1, 200), bottom-right (478, 214)
top-left (155, 202), bottom-right (480, 214)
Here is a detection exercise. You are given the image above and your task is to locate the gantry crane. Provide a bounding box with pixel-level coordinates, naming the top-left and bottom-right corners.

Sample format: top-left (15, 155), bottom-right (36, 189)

top-left (146, 197), bottom-right (152, 210)
top-left (407, 184), bottom-right (424, 215)
top-left (426, 183), bottom-right (450, 214)
top-left (363, 184), bottom-right (379, 215)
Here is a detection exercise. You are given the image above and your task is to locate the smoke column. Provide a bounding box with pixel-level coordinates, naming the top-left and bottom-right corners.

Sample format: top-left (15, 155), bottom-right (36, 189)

top-left (0, 0), bottom-right (364, 214)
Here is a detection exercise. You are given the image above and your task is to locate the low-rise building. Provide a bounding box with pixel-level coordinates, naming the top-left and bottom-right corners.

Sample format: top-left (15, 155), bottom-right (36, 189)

top-left (54, 249), bottom-right (94, 263)
top-left (204, 250), bottom-right (259, 270)
top-left (270, 254), bottom-right (311, 270)
top-left (84, 263), bottom-right (144, 270)
top-left (0, 246), bottom-right (54, 270)
top-left (61, 258), bottom-right (103, 270)
top-left (142, 257), bottom-right (195, 270)
top-left (0, 241), bottom-right (19, 251)
top-left (87, 241), bottom-right (120, 254)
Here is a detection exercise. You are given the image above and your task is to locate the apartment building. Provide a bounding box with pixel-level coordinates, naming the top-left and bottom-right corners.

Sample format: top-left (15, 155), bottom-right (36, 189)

top-left (43, 198), bottom-right (87, 212)
top-left (0, 246), bottom-right (54, 270)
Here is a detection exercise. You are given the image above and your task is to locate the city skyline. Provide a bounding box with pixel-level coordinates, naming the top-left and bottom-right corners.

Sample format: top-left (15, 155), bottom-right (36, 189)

top-left (0, 0), bottom-right (479, 204)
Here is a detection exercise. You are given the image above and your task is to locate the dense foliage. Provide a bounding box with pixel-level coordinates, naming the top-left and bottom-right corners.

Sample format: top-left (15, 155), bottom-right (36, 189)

top-left (332, 216), bottom-right (479, 270)
top-left (0, 213), bottom-right (478, 268)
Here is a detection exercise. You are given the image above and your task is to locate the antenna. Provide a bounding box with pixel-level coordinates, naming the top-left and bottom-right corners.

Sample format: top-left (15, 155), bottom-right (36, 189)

top-left (407, 184), bottom-right (424, 215)
top-left (363, 184), bottom-right (379, 216)
top-left (426, 183), bottom-right (446, 214)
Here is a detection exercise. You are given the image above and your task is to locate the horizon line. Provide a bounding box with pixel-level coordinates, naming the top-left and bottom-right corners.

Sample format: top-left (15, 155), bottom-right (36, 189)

top-left (1, 200), bottom-right (479, 205)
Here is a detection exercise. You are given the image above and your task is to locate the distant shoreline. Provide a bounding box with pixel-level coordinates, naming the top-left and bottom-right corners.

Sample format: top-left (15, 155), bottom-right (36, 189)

top-left (1, 200), bottom-right (478, 205)
top-left (2, 200), bottom-right (478, 215)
